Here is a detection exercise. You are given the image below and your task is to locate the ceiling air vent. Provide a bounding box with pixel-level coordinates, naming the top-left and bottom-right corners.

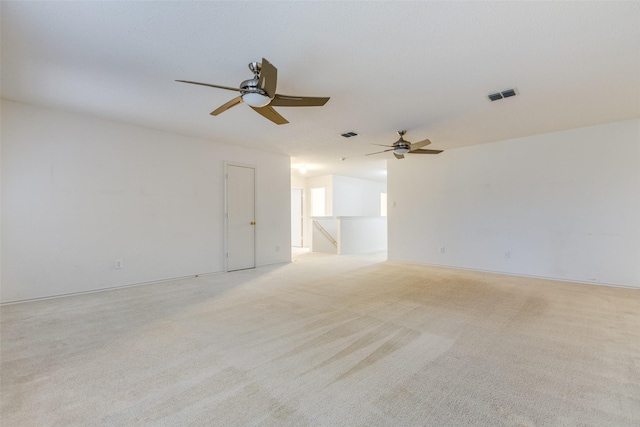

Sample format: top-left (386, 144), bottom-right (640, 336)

top-left (341, 131), bottom-right (358, 138)
top-left (488, 88), bottom-right (517, 101)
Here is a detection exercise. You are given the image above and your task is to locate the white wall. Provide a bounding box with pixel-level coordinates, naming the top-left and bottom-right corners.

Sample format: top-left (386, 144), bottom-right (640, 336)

top-left (388, 119), bottom-right (640, 288)
top-left (337, 217), bottom-right (387, 254)
top-left (333, 175), bottom-right (387, 217)
top-left (1, 100), bottom-right (291, 303)
top-left (291, 175), bottom-right (306, 189)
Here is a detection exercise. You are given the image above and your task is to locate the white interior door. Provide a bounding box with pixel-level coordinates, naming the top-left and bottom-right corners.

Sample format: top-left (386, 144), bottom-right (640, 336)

top-left (291, 188), bottom-right (303, 247)
top-left (226, 164), bottom-right (255, 271)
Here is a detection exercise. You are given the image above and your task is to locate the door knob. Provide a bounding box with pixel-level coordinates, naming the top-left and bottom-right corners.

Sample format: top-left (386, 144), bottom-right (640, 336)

top-left (250, 221), bottom-right (256, 225)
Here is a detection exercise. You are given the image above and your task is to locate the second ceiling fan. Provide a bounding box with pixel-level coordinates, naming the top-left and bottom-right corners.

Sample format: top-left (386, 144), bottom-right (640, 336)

top-left (176, 58), bottom-right (329, 125)
top-left (366, 130), bottom-right (443, 159)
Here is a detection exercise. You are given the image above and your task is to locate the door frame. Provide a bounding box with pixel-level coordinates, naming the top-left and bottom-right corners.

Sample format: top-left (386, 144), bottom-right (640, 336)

top-left (224, 161), bottom-right (257, 272)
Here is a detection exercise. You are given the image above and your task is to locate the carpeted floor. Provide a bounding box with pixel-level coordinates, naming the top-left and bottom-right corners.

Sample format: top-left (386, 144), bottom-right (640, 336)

top-left (2, 252), bottom-right (639, 426)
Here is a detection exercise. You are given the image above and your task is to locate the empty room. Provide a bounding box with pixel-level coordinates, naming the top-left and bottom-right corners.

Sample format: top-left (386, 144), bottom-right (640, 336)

top-left (1, 2), bottom-right (639, 426)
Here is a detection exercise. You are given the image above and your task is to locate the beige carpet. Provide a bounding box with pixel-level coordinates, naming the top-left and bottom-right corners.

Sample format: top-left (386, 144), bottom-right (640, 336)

top-left (2, 252), bottom-right (639, 426)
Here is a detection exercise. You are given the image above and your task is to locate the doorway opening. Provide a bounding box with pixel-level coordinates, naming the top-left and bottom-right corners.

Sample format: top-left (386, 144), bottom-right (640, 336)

top-left (291, 188), bottom-right (303, 247)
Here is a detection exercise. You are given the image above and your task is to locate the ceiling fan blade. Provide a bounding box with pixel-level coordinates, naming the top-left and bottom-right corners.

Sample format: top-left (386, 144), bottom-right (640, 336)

top-left (371, 143), bottom-right (396, 148)
top-left (365, 148), bottom-right (394, 156)
top-left (409, 138), bottom-right (432, 151)
top-left (259, 58), bottom-right (278, 98)
top-left (250, 105), bottom-right (289, 125)
top-left (271, 94), bottom-right (330, 107)
top-left (176, 80), bottom-right (241, 92)
top-left (410, 149), bottom-right (443, 154)
top-left (394, 152), bottom-right (405, 159)
top-left (210, 96), bottom-right (243, 116)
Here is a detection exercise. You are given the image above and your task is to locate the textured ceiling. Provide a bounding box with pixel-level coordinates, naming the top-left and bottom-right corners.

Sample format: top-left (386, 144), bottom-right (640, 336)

top-left (2, 2), bottom-right (639, 182)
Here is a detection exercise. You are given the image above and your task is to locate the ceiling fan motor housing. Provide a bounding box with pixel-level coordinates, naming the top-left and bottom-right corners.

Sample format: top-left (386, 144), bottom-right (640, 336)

top-left (240, 78), bottom-right (271, 107)
top-left (394, 141), bottom-right (411, 154)
top-left (240, 78), bottom-right (261, 92)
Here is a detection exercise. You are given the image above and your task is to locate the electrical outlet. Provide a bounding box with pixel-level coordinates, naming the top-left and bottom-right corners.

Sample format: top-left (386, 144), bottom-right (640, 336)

top-left (504, 251), bottom-right (511, 259)
top-left (439, 246), bottom-right (446, 254)
top-left (275, 245), bottom-right (280, 252)
top-left (115, 259), bottom-right (123, 269)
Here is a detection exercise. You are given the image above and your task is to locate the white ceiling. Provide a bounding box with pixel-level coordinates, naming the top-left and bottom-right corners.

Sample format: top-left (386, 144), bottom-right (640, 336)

top-left (2, 2), bottom-right (639, 182)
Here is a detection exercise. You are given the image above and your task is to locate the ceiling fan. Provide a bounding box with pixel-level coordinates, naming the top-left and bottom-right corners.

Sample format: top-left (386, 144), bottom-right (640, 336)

top-left (366, 130), bottom-right (443, 159)
top-left (176, 58), bottom-right (330, 125)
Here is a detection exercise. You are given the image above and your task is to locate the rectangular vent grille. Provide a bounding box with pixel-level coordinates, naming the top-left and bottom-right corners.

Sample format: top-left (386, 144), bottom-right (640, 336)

top-left (341, 132), bottom-right (358, 138)
top-left (488, 88), bottom-right (517, 101)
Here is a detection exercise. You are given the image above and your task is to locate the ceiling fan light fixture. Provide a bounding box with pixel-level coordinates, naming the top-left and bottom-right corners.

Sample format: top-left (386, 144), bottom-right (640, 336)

top-left (242, 92), bottom-right (271, 107)
top-left (177, 58), bottom-right (329, 124)
top-left (394, 147), bottom-right (410, 154)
